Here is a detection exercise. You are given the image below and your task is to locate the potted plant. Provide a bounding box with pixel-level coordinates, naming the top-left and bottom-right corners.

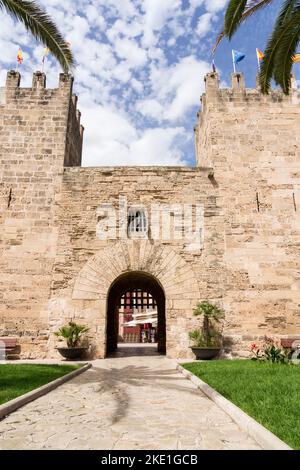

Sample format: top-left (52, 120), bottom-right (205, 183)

top-left (189, 301), bottom-right (224, 360)
top-left (55, 321), bottom-right (90, 360)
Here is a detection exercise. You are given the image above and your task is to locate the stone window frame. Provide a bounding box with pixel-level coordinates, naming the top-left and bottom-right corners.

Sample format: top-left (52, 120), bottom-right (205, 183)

top-left (127, 206), bottom-right (148, 238)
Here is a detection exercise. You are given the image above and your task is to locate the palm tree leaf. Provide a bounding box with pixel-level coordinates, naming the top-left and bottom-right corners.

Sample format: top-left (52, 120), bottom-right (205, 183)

top-left (271, 0), bottom-right (298, 28)
top-left (214, 0), bottom-right (274, 52)
top-left (213, 31), bottom-right (225, 52)
top-left (259, 0), bottom-right (298, 93)
top-left (225, 0), bottom-right (252, 39)
top-left (0, 0), bottom-right (74, 71)
top-left (242, 0), bottom-right (275, 20)
top-left (272, 8), bottom-right (300, 93)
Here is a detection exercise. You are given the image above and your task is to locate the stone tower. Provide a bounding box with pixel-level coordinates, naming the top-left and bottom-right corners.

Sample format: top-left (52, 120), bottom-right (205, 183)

top-left (0, 71), bottom-right (83, 356)
top-left (195, 72), bottom-right (300, 350)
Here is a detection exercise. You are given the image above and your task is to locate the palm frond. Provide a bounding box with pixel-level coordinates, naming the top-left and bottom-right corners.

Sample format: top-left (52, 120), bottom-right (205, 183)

top-left (224, 0), bottom-right (251, 39)
top-left (213, 31), bottom-right (225, 53)
top-left (55, 322), bottom-right (89, 347)
top-left (213, 0), bottom-right (274, 53)
top-left (193, 301), bottom-right (225, 319)
top-left (242, 0), bottom-right (276, 20)
top-left (259, 0), bottom-right (298, 93)
top-left (0, 0), bottom-right (74, 71)
top-left (272, 7), bottom-right (300, 93)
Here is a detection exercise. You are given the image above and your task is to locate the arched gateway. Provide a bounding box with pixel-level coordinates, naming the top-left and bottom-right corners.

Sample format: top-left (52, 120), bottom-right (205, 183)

top-left (106, 271), bottom-right (166, 355)
top-left (71, 240), bottom-right (200, 358)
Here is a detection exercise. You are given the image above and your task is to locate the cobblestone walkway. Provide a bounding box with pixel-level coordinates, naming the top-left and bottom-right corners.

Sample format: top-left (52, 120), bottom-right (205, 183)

top-left (0, 346), bottom-right (261, 450)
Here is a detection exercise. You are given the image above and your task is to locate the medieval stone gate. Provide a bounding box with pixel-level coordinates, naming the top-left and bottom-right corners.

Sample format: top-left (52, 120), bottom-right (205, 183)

top-left (1, 70), bottom-right (300, 359)
top-left (69, 240), bottom-right (201, 358)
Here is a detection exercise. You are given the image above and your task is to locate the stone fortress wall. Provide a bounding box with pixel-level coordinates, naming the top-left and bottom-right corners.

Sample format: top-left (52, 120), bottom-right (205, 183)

top-left (196, 72), bottom-right (300, 353)
top-left (49, 166), bottom-right (222, 358)
top-left (0, 69), bottom-right (299, 358)
top-left (0, 71), bottom-right (83, 357)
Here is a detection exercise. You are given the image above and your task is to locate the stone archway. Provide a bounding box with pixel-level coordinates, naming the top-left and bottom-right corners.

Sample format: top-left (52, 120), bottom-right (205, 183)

top-left (106, 271), bottom-right (166, 355)
top-left (72, 240), bottom-right (200, 358)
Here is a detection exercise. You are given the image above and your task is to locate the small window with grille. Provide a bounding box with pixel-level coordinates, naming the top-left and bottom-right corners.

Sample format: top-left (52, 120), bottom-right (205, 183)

top-left (127, 208), bottom-right (147, 237)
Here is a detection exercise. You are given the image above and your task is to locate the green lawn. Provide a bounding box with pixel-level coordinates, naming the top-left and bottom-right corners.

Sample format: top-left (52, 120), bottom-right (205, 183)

top-left (0, 364), bottom-right (79, 405)
top-left (183, 360), bottom-right (300, 449)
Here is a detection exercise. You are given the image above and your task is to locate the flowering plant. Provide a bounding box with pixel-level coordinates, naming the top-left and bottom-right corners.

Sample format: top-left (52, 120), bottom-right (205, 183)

top-left (250, 336), bottom-right (286, 364)
top-left (250, 342), bottom-right (264, 360)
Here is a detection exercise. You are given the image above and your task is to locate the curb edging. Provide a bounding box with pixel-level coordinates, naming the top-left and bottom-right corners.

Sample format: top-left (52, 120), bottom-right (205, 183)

top-left (177, 363), bottom-right (292, 451)
top-left (0, 363), bottom-right (92, 420)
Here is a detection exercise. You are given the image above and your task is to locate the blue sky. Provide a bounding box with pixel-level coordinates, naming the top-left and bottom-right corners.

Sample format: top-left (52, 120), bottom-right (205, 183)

top-left (0, 0), bottom-right (293, 166)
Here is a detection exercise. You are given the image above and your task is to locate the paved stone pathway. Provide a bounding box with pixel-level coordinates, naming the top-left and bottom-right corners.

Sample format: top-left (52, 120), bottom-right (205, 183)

top-left (0, 346), bottom-right (261, 450)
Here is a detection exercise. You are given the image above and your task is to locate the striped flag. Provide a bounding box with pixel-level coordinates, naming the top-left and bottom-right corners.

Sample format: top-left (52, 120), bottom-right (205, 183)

top-left (293, 54), bottom-right (300, 63)
top-left (256, 50), bottom-right (300, 64)
top-left (17, 48), bottom-right (23, 65)
top-left (256, 48), bottom-right (264, 71)
top-left (256, 49), bottom-right (264, 62)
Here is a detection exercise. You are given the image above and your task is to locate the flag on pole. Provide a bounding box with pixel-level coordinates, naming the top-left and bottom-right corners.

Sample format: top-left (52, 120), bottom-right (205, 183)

top-left (43, 47), bottom-right (50, 61)
top-left (17, 48), bottom-right (23, 65)
top-left (256, 49), bottom-right (264, 62)
top-left (293, 53), bottom-right (300, 63)
top-left (232, 50), bottom-right (245, 72)
top-left (42, 47), bottom-right (50, 71)
top-left (255, 50), bottom-right (300, 65)
top-left (256, 48), bottom-right (264, 71)
top-left (212, 59), bottom-right (216, 73)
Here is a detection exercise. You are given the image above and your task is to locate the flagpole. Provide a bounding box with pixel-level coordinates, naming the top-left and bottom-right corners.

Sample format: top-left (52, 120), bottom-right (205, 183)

top-left (256, 49), bottom-right (261, 72)
top-left (232, 50), bottom-right (236, 73)
top-left (212, 59), bottom-right (216, 73)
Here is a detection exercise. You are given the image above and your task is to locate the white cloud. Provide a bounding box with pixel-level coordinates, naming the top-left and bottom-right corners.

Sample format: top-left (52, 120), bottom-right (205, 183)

top-left (0, 0), bottom-right (224, 166)
top-left (85, 5), bottom-right (106, 28)
top-left (129, 127), bottom-right (186, 166)
top-left (106, 19), bottom-right (143, 43)
top-left (136, 99), bottom-right (164, 120)
top-left (114, 38), bottom-right (147, 68)
top-left (197, 13), bottom-right (214, 38)
top-left (131, 78), bottom-right (144, 93)
top-left (141, 0), bottom-right (182, 47)
top-left (137, 56), bottom-right (210, 122)
top-left (82, 105), bottom-right (186, 166)
top-left (84, 106), bottom-right (137, 144)
top-left (188, 0), bottom-right (227, 13)
top-left (164, 57), bottom-right (210, 120)
top-left (205, 0), bottom-right (228, 13)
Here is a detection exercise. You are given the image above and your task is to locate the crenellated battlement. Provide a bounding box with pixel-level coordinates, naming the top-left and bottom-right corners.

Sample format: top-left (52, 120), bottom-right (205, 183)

top-left (0, 70), bottom-right (84, 166)
top-left (3, 69), bottom-right (74, 102)
top-left (201, 72), bottom-right (300, 111)
top-left (196, 71), bottom-right (300, 169)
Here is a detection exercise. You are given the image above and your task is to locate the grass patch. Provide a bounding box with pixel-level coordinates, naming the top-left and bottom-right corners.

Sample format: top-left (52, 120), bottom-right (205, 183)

top-left (183, 360), bottom-right (300, 449)
top-left (0, 364), bottom-right (79, 405)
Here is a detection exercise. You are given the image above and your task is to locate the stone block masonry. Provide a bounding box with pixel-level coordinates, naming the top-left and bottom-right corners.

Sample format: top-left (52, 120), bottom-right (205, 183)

top-left (0, 71), bottom-right (83, 357)
top-left (49, 166), bottom-right (222, 359)
top-left (196, 72), bottom-right (300, 355)
top-left (0, 69), bottom-right (299, 359)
